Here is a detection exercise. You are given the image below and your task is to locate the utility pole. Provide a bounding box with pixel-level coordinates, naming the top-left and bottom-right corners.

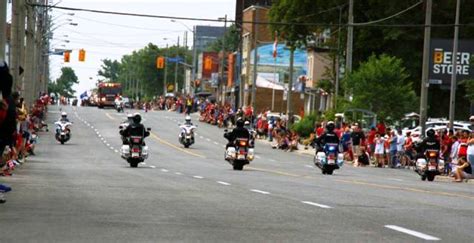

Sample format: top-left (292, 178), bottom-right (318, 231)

top-left (0, 0), bottom-right (6, 61)
top-left (251, 8), bottom-right (258, 115)
top-left (346, 0), bottom-right (354, 74)
top-left (334, 6), bottom-right (343, 109)
top-left (448, 0), bottom-right (461, 129)
top-left (287, 48), bottom-right (294, 126)
top-left (419, 0), bottom-right (433, 137)
top-left (25, 0), bottom-right (37, 106)
top-left (174, 35), bottom-right (180, 93)
top-left (10, 0), bottom-right (26, 91)
top-left (220, 15), bottom-right (227, 105)
top-left (164, 43), bottom-right (168, 95)
top-left (191, 26), bottom-right (197, 95)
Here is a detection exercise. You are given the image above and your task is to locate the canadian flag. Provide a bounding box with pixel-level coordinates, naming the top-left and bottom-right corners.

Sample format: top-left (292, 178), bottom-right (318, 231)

top-left (272, 32), bottom-right (278, 58)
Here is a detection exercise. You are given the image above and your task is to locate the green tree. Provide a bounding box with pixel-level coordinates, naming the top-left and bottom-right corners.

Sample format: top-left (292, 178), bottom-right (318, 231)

top-left (98, 59), bottom-right (121, 82)
top-left (49, 67), bottom-right (78, 98)
top-left (343, 54), bottom-right (417, 120)
top-left (207, 24), bottom-right (240, 53)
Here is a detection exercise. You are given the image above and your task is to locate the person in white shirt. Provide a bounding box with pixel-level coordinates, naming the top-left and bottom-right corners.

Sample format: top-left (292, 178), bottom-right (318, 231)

top-left (450, 135), bottom-right (460, 176)
top-left (396, 130), bottom-right (406, 168)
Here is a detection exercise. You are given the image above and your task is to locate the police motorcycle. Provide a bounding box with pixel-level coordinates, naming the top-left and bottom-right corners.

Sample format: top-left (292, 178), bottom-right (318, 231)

top-left (414, 129), bottom-right (444, 181)
top-left (313, 122), bottom-right (344, 175)
top-left (119, 113), bottom-right (151, 168)
top-left (179, 116), bottom-right (197, 148)
top-left (224, 120), bottom-right (255, 171)
top-left (55, 112), bottom-right (72, 145)
top-left (115, 98), bottom-right (124, 113)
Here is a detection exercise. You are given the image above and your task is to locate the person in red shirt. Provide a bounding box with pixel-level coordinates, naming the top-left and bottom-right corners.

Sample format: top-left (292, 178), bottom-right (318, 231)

top-left (367, 127), bottom-right (377, 157)
top-left (377, 120), bottom-right (386, 136)
top-left (316, 122), bottom-right (325, 137)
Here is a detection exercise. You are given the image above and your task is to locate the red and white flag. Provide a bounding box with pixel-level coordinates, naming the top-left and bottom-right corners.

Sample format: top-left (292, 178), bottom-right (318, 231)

top-left (272, 32), bottom-right (278, 58)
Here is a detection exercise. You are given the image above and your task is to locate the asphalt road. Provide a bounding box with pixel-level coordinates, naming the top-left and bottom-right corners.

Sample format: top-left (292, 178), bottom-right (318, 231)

top-left (1, 105), bottom-right (473, 242)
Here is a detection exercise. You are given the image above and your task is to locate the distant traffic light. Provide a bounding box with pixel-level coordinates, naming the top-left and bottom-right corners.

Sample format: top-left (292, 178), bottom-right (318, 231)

top-left (204, 57), bottom-right (212, 70)
top-left (156, 56), bottom-right (165, 69)
top-left (64, 51), bottom-right (70, 62)
top-left (79, 49), bottom-right (86, 62)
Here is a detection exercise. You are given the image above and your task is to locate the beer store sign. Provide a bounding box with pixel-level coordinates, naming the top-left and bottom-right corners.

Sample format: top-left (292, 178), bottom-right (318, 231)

top-left (429, 39), bottom-right (474, 85)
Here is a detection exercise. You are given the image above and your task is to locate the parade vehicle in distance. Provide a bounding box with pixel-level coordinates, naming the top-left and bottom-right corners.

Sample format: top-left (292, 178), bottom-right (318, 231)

top-left (97, 82), bottom-right (122, 108)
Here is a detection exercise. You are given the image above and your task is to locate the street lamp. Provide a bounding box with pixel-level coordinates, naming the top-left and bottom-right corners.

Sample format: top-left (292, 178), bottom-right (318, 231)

top-left (171, 19), bottom-right (196, 95)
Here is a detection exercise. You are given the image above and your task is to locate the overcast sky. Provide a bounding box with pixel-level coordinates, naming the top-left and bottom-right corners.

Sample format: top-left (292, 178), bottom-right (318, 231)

top-left (48, 0), bottom-right (235, 97)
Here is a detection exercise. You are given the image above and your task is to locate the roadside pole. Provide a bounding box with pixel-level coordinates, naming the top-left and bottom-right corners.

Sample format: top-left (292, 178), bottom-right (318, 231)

top-left (164, 43), bottom-right (168, 96)
top-left (220, 15), bottom-right (227, 105)
top-left (25, 1), bottom-right (36, 106)
top-left (0, 0), bottom-right (6, 61)
top-left (448, 0), bottom-right (461, 129)
top-left (419, 0), bottom-right (433, 137)
top-left (174, 36), bottom-right (180, 93)
top-left (251, 8), bottom-right (258, 116)
top-left (346, 0), bottom-right (354, 74)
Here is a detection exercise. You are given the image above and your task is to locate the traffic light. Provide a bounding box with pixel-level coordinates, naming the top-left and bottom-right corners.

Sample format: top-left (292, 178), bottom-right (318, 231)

top-left (79, 49), bottom-right (86, 62)
top-left (204, 57), bottom-right (212, 70)
top-left (64, 51), bottom-right (70, 62)
top-left (156, 56), bottom-right (165, 69)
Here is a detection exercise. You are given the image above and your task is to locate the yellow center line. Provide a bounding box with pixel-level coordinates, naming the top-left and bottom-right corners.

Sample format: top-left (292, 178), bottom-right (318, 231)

top-left (150, 133), bottom-right (206, 159)
top-left (246, 166), bottom-right (305, 177)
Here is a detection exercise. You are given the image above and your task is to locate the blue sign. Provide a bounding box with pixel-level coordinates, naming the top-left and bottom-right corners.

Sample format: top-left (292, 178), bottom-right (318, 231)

top-left (167, 57), bottom-right (184, 63)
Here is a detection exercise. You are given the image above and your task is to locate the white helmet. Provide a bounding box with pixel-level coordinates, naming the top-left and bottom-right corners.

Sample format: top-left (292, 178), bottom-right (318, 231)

top-left (61, 112), bottom-right (67, 117)
top-left (185, 115), bottom-right (191, 121)
top-left (244, 121), bottom-right (250, 126)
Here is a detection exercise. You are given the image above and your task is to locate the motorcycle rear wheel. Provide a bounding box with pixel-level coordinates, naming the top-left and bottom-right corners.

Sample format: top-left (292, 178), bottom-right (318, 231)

top-left (427, 174), bottom-right (435, 181)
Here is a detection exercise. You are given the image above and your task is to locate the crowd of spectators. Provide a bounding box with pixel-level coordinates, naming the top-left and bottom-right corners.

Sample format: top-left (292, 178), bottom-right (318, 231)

top-left (0, 61), bottom-right (49, 203)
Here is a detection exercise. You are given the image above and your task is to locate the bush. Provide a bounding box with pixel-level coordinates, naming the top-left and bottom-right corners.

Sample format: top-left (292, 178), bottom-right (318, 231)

top-left (291, 113), bottom-right (318, 138)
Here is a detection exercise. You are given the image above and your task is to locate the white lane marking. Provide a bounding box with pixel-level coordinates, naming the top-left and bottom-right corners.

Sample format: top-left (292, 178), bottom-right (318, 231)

top-left (388, 178), bottom-right (404, 182)
top-left (217, 181), bottom-right (231, 186)
top-left (250, 189), bottom-right (270, 195)
top-left (193, 176), bottom-right (204, 179)
top-left (161, 169), bottom-right (169, 173)
top-left (269, 159), bottom-right (276, 162)
top-left (106, 144), bottom-right (110, 147)
top-left (175, 172), bottom-right (183, 175)
top-left (384, 225), bottom-right (440, 241)
top-left (98, 134), bottom-right (102, 138)
top-left (109, 147), bottom-right (114, 150)
top-left (149, 165), bottom-right (156, 169)
top-left (305, 165), bottom-right (314, 168)
top-left (301, 201), bottom-right (332, 209)
top-left (222, 145), bottom-right (226, 148)
top-left (101, 138), bottom-right (105, 141)
top-left (194, 132), bottom-right (198, 135)
top-left (141, 162), bottom-right (147, 165)
top-left (91, 126), bottom-right (94, 129)
top-left (199, 136), bottom-right (204, 139)
top-left (206, 138), bottom-right (211, 142)
top-left (213, 141), bottom-right (219, 145)
top-left (255, 155), bottom-right (261, 159)
top-left (114, 150), bottom-right (119, 153)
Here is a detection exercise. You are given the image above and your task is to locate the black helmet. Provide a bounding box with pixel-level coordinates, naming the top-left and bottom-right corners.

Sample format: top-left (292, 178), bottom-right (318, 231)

top-left (132, 113), bottom-right (142, 124)
top-left (326, 121), bottom-right (335, 132)
top-left (236, 119), bottom-right (244, 128)
top-left (426, 129), bottom-right (435, 138)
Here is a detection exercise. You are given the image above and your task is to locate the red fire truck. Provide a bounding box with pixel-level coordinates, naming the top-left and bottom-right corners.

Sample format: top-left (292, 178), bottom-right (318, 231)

top-left (97, 82), bottom-right (122, 108)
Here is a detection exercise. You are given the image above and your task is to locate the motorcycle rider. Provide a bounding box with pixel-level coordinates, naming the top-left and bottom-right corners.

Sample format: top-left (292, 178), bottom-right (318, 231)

top-left (224, 119), bottom-right (250, 149)
top-left (120, 114), bottom-right (134, 144)
top-left (184, 115), bottom-right (194, 126)
top-left (244, 120), bottom-right (256, 148)
top-left (415, 128), bottom-right (440, 158)
top-left (120, 113), bottom-right (150, 145)
top-left (314, 121), bottom-right (340, 152)
top-left (58, 112), bottom-right (70, 123)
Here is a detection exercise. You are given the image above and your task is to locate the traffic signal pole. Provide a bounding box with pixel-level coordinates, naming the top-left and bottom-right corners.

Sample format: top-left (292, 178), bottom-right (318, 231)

top-left (448, 0), bottom-right (461, 129)
top-left (419, 0), bottom-right (432, 137)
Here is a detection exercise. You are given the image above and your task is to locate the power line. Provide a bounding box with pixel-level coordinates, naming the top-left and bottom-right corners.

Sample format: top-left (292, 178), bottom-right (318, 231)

top-left (54, 9), bottom-right (186, 32)
top-left (354, 0), bottom-right (423, 26)
top-left (28, 2), bottom-right (474, 28)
